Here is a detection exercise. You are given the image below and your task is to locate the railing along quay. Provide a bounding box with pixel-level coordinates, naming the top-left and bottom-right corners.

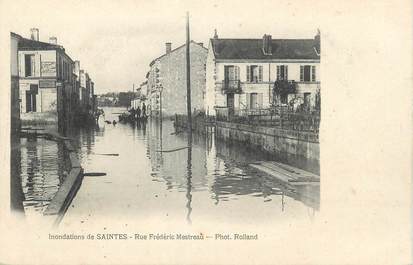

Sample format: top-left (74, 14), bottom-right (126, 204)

top-left (215, 106), bottom-right (320, 133)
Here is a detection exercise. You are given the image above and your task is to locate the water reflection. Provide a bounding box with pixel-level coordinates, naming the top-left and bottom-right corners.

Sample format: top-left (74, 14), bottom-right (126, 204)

top-left (19, 136), bottom-right (68, 216)
top-left (62, 107), bottom-right (319, 224)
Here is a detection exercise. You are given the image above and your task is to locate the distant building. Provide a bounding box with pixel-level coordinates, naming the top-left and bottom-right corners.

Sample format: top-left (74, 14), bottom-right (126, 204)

top-left (147, 41), bottom-right (208, 117)
top-left (11, 32), bottom-right (21, 133)
top-left (205, 30), bottom-right (321, 116)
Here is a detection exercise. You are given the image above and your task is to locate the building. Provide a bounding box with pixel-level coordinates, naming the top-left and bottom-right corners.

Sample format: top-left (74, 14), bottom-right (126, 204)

top-left (17, 28), bottom-right (75, 131)
top-left (147, 41), bottom-right (208, 118)
top-left (205, 30), bottom-right (321, 116)
top-left (11, 32), bottom-right (21, 133)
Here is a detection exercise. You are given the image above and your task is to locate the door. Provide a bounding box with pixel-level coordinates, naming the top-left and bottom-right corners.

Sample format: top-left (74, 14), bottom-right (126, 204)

top-left (227, 93), bottom-right (234, 116)
top-left (304, 93), bottom-right (311, 111)
top-left (250, 93), bottom-right (258, 109)
top-left (30, 85), bottom-right (38, 112)
top-left (26, 91), bottom-right (32, 112)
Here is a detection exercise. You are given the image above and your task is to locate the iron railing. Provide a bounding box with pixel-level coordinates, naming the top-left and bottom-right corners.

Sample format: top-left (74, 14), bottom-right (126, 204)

top-left (215, 106), bottom-right (320, 132)
top-left (222, 79), bottom-right (241, 94)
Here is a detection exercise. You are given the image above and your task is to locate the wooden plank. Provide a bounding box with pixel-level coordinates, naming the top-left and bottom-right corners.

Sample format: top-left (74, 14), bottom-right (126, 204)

top-left (250, 161), bottom-right (320, 184)
top-left (249, 164), bottom-right (292, 183)
top-left (258, 161), bottom-right (300, 180)
top-left (271, 161), bottom-right (319, 179)
top-left (256, 161), bottom-right (319, 180)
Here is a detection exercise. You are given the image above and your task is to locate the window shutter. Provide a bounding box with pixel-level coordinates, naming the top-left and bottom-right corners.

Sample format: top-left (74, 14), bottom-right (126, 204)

top-left (19, 54), bottom-right (24, 77)
top-left (235, 66), bottom-right (240, 80)
top-left (246, 93), bottom-right (250, 109)
top-left (300, 66), bottom-right (304, 81)
top-left (258, 93), bottom-right (263, 108)
top-left (276, 65), bottom-right (280, 80)
top-left (258, 66), bottom-right (263, 82)
top-left (285, 65), bottom-right (288, 80)
top-left (311, 66), bottom-right (316, 81)
top-left (246, 65), bottom-right (251, 82)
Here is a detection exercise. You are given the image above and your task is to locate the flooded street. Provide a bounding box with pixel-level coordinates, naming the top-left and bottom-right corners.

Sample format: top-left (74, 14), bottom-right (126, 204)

top-left (58, 107), bottom-right (319, 227)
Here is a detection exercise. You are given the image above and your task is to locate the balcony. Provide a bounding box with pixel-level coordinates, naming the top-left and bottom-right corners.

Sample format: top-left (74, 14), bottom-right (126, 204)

top-left (222, 79), bottom-right (241, 94)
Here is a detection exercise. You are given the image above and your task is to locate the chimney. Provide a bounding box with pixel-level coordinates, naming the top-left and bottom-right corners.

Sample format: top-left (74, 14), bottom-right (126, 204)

top-left (262, 34), bottom-right (272, 55)
top-left (74, 60), bottom-right (80, 74)
top-left (30, 28), bottom-right (39, 41)
top-left (213, 29), bottom-right (218, 39)
top-left (165, 42), bottom-right (172, 54)
top-left (314, 29), bottom-right (321, 54)
top-left (49, 36), bottom-right (57, 44)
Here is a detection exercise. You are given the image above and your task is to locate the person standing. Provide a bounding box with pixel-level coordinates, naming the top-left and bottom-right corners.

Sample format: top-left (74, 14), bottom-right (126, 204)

top-left (142, 102), bottom-right (146, 118)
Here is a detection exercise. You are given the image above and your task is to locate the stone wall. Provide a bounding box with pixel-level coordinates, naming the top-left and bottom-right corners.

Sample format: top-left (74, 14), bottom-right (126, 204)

top-left (215, 121), bottom-right (319, 163)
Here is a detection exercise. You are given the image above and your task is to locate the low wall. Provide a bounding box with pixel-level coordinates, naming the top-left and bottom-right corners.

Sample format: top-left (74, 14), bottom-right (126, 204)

top-left (216, 121), bottom-right (319, 163)
top-left (21, 131), bottom-right (84, 227)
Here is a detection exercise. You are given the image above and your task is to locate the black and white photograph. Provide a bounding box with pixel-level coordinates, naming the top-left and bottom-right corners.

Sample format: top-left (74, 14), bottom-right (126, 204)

top-left (0, 0), bottom-right (411, 264)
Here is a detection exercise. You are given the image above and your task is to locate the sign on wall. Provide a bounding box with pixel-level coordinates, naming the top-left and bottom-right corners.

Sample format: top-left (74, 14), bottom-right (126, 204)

top-left (41, 61), bottom-right (56, 76)
top-left (39, 80), bottom-right (56, 88)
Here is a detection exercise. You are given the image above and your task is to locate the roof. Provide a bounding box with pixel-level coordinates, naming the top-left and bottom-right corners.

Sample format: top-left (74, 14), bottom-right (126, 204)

top-left (211, 38), bottom-right (320, 60)
top-left (149, 40), bottom-right (207, 66)
top-left (10, 32), bottom-right (22, 39)
top-left (18, 37), bottom-right (64, 51)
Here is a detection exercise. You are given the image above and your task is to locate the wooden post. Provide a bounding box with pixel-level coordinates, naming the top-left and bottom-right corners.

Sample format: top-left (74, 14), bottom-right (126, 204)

top-left (186, 12), bottom-right (192, 135)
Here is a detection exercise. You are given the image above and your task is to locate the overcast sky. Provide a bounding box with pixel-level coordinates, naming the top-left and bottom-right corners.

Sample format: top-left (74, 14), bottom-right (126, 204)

top-left (5, 0), bottom-right (321, 94)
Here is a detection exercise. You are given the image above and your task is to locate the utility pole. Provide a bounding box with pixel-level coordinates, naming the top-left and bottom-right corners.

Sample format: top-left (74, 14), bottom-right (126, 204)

top-left (132, 83), bottom-right (135, 109)
top-left (186, 12), bottom-right (192, 134)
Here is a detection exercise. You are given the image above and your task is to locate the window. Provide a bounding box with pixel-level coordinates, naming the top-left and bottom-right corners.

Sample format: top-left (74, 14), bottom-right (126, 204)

top-left (25, 85), bottom-right (38, 112)
top-left (247, 65), bottom-right (263, 82)
top-left (24, 54), bottom-right (35, 77)
top-left (276, 65), bottom-right (288, 80)
top-left (300, 65), bottom-right (316, 82)
top-left (224, 65), bottom-right (240, 81)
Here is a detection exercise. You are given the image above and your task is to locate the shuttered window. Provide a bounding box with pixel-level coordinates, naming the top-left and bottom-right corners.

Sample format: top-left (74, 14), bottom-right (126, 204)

top-left (247, 65), bottom-right (263, 82)
top-left (300, 65), bottom-right (312, 82)
top-left (277, 65), bottom-right (288, 80)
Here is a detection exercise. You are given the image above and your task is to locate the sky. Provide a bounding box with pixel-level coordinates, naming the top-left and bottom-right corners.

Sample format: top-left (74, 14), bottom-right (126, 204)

top-left (3, 0), bottom-right (321, 94)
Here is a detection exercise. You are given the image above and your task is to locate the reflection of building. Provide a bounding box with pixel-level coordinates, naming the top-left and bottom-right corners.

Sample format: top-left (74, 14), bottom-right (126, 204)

top-left (147, 41), bottom-right (207, 118)
top-left (145, 120), bottom-right (207, 190)
top-left (205, 30), bottom-right (321, 115)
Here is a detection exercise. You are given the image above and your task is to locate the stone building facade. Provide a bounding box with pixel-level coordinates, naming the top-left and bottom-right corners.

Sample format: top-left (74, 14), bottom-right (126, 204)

top-left (147, 41), bottom-right (207, 118)
top-left (205, 31), bottom-right (321, 116)
top-left (17, 28), bottom-right (96, 130)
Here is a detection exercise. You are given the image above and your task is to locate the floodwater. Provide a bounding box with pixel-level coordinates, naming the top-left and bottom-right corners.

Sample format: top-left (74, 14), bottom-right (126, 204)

top-left (60, 107), bottom-right (319, 227)
top-left (18, 136), bottom-right (68, 218)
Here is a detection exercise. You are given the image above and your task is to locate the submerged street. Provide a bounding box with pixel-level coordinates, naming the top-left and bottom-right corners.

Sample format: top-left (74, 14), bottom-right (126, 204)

top-left (55, 107), bottom-right (319, 227)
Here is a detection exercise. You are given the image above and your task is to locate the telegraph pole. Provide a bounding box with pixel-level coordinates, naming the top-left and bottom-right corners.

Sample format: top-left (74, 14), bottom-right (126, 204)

top-left (186, 12), bottom-right (192, 134)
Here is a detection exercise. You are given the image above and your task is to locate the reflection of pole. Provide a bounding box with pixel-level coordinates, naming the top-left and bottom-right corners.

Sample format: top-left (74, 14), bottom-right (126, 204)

top-left (282, 191), bottom-right (285, 212)
top-left (186, 144), bottom-right (193, 224)
top-left (186, 12), bottom-right (192, 135)
top-left (185, 12), bottom-right (193, 224)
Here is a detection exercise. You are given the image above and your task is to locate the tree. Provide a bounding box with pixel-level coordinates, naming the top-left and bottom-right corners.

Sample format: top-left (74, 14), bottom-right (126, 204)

top-left (273, 80), bottom-right (297, 104)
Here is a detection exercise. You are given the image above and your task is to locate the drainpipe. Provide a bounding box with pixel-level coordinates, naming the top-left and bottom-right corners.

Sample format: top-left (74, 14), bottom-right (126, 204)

top-left (268, 63), bottom-right (271, 107)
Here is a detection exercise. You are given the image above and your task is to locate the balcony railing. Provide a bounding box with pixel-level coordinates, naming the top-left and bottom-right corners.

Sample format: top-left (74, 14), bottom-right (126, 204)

top-left (222, 79), bottom-right (241, 94)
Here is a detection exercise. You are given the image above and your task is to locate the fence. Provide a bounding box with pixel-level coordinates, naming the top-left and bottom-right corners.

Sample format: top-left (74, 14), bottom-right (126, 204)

top-left (215, 106), bottom-right (320, 132)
